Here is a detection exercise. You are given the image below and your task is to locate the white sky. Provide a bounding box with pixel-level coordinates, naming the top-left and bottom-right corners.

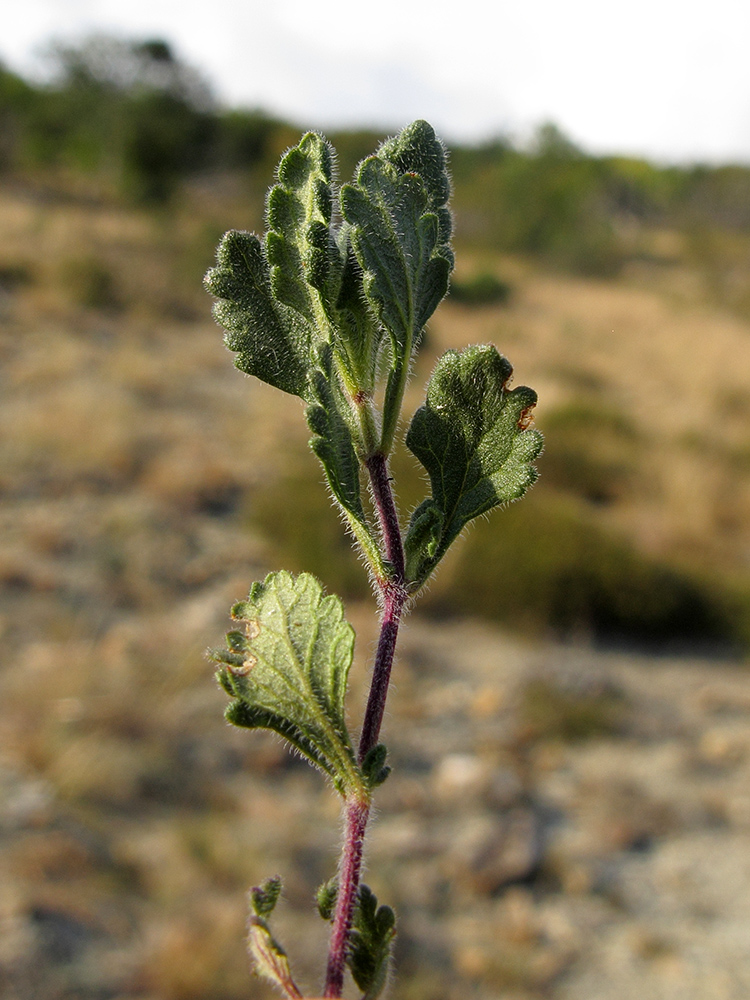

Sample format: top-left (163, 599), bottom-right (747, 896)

top-left (2, 0), bottom-right (750, 163)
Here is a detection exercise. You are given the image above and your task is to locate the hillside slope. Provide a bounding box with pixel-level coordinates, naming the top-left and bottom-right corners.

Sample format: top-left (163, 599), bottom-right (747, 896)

top-left (2, 177), bottom-right (750, 999)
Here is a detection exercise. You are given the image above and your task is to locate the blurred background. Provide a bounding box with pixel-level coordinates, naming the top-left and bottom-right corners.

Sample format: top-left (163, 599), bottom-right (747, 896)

top-left (2, 3), bottom-right (750, 999)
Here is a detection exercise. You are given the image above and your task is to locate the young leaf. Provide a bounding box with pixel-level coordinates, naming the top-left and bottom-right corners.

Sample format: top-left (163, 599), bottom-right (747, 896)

top-left (341, 121), bottom-right (452, 353)
top-left (204, 229), bottom-right (317, 399)
top-left (306, 345), bottom-right (384, 575)
top-left (204, 133), bottom-right (342, 400)
top-left (378, 119), bottom-right (452, 246)
top-left (266, 132), bottom-right (342, 323)
top-left (316, 877), bottom-right (338, 921)
top-left (404, 344), bottom-right (543, 586)
top-left (361, 743), bottom-right (391, 789)
top-left (247, 877), bottom-right (300, 995)
top-left (340, 120), bottom-right (453, 452)
top-left (250, 876), bottom-right (283, 918)
top-left (347, 884), bottom-right (396, 1000)
top-left (331, 239), bottom-right (382, 394)
top-left (211, 571), bottom-right (365, 796)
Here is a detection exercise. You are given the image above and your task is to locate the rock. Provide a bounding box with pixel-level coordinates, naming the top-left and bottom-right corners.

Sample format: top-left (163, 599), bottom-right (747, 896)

top-left (433, 754), bottom-right (487, 803)
top-left (432, 753), bottom-right (523, 810)
top-left (449, 807), bottom-right (544, 894)
top-left (0, 762), bottom-right (54, 832)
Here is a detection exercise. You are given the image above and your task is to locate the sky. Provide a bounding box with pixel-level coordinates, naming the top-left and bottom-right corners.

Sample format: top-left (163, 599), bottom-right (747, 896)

top-left (3, 0), bottom-right (750, 163)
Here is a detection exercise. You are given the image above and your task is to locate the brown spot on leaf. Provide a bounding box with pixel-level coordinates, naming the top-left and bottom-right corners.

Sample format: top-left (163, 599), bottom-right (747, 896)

top-left (229, 653), bottom-right (257, 677)
top-left (517, 405), bottom-right (536, 431)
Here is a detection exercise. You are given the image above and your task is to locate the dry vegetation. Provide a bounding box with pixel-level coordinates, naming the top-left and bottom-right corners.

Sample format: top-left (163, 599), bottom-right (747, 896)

top-left (2, 171), bottom-right (750, 1000)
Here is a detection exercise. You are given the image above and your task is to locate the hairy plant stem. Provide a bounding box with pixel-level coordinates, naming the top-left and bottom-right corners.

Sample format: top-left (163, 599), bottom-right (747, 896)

top-left (324, 795), bottom-right (370, 998)
top-left (324, 452), bottom-right (407, 998)
top-left (365, 452), bottom-right (406, 584)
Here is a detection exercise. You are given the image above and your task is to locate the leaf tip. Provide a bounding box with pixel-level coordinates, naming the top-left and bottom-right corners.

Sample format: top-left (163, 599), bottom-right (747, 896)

top-left (250, 876), bottom-right (283, 918)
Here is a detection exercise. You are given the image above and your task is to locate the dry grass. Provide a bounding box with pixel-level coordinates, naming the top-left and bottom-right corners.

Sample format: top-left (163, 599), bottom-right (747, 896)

top-left (426, 266), bottom-right (750, 571)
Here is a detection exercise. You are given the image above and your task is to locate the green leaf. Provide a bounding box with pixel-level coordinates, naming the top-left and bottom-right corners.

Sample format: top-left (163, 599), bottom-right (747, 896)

top-left (250, 876), bottom-right (283, 918)
top-left (266, 132), bottom-right (343, 323)
top-left (204, 134), bottom-right (343, 400)
top-left (316, 877), bottom-right (338, 921)
top-left (379, 120), bottom-right (452, 222)
top-left (305, 345), bottom-right (383, 575)
top-left (211, 571), bottom-right (364, 796)
top-left (204, 229), bottom-right (316, 399)
top-left (331, 238), bottom-right (382, 393)
top-left (306, 345), bottom-right (366, 519)
top-left (341, 121), bottom-right (452, 354)
top-left (247, 877), bottom-right (299, 996)
top-left (340, 120), bottom-right (453, 451)
top-left (361, 743), bottom-right (391, 789)
top-left (347, 884), bottom-right (396, 1000)
top-left (405, 345), bottom-right (544, 586)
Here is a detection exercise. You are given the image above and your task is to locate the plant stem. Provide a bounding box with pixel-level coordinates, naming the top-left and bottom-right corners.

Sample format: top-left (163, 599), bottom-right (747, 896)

top-left (365, 452), bottom-right (405, 584)
top-left (323, 453), bottom-right (407, 997)
top-left (324, 795), bottom-right (370, 998)
top-left (358, 585), bottom-right (406, 760)
top-left (361, 450), bottom-right (408, 759)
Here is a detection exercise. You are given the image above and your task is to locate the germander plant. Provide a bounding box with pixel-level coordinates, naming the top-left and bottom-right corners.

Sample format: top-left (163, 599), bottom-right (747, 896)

top-left (204, 120), bottom-right (543, 999)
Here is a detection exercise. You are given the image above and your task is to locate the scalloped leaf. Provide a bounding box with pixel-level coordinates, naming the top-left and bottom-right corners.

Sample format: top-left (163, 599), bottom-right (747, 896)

top-left (306, 346), bottom-right (366, 523)
top-left (341, 162), bottom-right (450, 356)
top-left (340, 120), bottom-right (453, 449)
top-left (305, 346), bottom-right (383, 574)
top-left (341, 121), bottom-right (452, 355)
top-left (204, 229), bottom-right (316, 399)
top-left (250, 876), bottom-right (283, 918)
top-left (211, 571), bottom-right (363, 796)
top-left (347, 884), bottom-right (396, 1000)
top-left (266, 132), bottom-right (343, 322)
top-left (404, 345), bottom-right (544, 585)
top-left (379, 118), bottom-right (452, 247)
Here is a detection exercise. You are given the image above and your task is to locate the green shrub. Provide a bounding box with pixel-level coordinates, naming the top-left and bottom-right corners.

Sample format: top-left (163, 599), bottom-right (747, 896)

top-left (215, 108), bottom-right (284, 170)
top-left (121, 90), bottom-right (216, 203)
top-left (439, 494), bottom-right (740, 647)
top-left (519, 676), bottom-right (626, 743)
top-left (452, 126), bottom-right (627, 277)
top-left (61, 256), bottom-right (121, 311)
top-left (246, 458), bottom-right (371, 601)
top-left (539, 400), bottom-right (641, 504)
top-left (449, 272), bottom-right (512, 306)
top-left (0, 261), bottom-right (34, 291)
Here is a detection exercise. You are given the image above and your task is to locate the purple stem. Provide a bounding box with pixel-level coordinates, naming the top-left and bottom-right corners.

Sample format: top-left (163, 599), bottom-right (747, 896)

top-left (323, 796), bottom-right (369, 998)
top-left (357, 586), bottom-right (405, 761)
top-left (360, 451), bottom-right (407, 760)
top-left (365, 453), bottom-right (405, 584)
top-left (323, 452), bottom-right (407, 998)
